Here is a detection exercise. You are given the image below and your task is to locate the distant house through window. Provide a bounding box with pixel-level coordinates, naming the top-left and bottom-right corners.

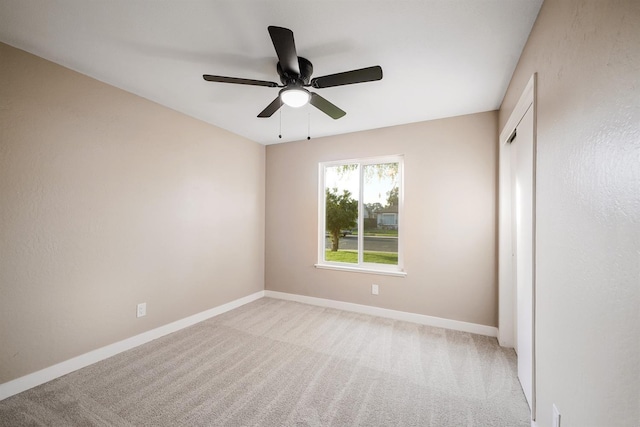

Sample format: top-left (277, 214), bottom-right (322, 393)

top-left (377, 207), bottom-right (398, 229)
top-left (317, 156), bottom-right (404, 276)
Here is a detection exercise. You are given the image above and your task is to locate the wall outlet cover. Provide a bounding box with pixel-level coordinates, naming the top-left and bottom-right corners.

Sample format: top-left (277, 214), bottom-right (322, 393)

top-left (137, 302), bottom-right (147, 318)
top-left (372, 284), bottom-right (379, 295)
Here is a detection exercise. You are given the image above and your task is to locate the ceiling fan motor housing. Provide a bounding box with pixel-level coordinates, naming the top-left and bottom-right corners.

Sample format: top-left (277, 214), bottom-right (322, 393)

top-left (277, 57), bottom-right (313, 86)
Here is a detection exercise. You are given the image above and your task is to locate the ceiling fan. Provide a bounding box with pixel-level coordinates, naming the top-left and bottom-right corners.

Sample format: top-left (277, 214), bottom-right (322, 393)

top-left (203, 26), bottom-right (383, 120)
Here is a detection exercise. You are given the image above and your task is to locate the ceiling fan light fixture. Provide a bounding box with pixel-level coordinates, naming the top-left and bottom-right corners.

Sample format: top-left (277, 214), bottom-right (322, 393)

top-left (280, 87), bottom-right (310, 108)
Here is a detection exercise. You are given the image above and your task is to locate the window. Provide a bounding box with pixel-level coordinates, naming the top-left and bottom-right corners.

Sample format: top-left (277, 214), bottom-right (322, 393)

top-left (317, 156), bottom-right (404, 276)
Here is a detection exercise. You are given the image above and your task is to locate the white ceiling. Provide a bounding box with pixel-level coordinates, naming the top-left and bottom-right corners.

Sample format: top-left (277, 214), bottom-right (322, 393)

top-left (0, 0), bottom-right (542, 145)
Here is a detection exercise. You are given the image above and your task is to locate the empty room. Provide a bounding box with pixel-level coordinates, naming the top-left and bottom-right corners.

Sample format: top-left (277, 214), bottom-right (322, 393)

top-left (1, 1), bottom-right (638, 426)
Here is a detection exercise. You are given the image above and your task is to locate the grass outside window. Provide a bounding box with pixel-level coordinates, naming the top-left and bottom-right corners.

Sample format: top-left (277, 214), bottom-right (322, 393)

top-left (324, 250), bottom-right (398, 265)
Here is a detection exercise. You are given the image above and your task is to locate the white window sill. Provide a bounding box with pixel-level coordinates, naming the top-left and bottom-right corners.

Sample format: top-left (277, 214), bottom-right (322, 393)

top-left (314, 263), bottom-right (407, 277)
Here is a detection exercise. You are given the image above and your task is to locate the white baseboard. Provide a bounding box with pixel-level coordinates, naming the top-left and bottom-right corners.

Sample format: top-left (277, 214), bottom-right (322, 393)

top-left (264, 291), bottom-right (498, 337)
top-left (0, 290), bottom-right (265, 401)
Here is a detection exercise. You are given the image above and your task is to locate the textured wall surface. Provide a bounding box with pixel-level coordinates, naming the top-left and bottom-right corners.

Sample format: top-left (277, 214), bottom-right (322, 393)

top-left (500, 1), bottom-right (640, 426)
top-left (0, 43), bottom-right (265, 384)
top-left (265, 112), bottom-right (499, 327)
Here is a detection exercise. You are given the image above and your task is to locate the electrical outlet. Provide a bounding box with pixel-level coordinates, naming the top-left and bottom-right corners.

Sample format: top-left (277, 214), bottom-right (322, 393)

top-left (136, 302), bottom-right (147, 318)
top-left (552, 404), bottom-right (561, 427)
top-left (372, 284), bottom-right (379, 295)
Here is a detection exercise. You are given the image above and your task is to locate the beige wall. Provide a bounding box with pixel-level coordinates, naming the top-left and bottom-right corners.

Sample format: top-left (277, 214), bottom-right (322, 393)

top-left (265, 112), bottom-right (498, 327)
top-left (500, 1), bottom-right (639, 426)
top-left (0, 43), bottom-right (265, 384)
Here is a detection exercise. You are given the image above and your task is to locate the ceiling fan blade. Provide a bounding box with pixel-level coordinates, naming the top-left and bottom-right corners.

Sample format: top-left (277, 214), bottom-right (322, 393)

top-left (311, 66), bottom-right (383, 89)
top-left (257, 97), bottom-right (283, 118)
top-left (309, 93), bottom-right (346, 120)
top-left (203, 75), bottom-right (278, 87)
top-left (268, 26), bottom-right (300, 77)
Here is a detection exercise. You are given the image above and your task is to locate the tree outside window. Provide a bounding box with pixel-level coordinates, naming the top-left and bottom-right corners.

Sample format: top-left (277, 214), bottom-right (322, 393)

top-left (325, 188), bottom-right (358, 252)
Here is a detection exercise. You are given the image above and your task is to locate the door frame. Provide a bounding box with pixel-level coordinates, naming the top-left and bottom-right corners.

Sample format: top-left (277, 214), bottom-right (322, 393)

top-left (498, 73), bottom-right (537, 418)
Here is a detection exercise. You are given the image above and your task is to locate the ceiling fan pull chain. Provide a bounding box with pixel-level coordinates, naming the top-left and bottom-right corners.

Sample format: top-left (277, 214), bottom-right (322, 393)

top-left (307, 112), bottom-right (311, 140)
top-left (279, 109), bottom-right (282, 139)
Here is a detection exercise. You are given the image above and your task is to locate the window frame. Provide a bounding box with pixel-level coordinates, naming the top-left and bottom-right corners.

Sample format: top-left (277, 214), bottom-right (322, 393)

top-left (316, 155), bottom-right (406, 277)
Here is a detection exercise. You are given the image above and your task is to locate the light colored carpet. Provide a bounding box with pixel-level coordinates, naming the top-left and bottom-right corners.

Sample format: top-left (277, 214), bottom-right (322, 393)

top-left (0, 297), bottom-right (530, 426)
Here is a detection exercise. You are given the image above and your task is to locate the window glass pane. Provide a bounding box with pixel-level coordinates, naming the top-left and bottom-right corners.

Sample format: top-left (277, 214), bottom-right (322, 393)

top-left (362, 162), bottom-right (399, 265)
top-left (324, 164), bottom-right (359, 263)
